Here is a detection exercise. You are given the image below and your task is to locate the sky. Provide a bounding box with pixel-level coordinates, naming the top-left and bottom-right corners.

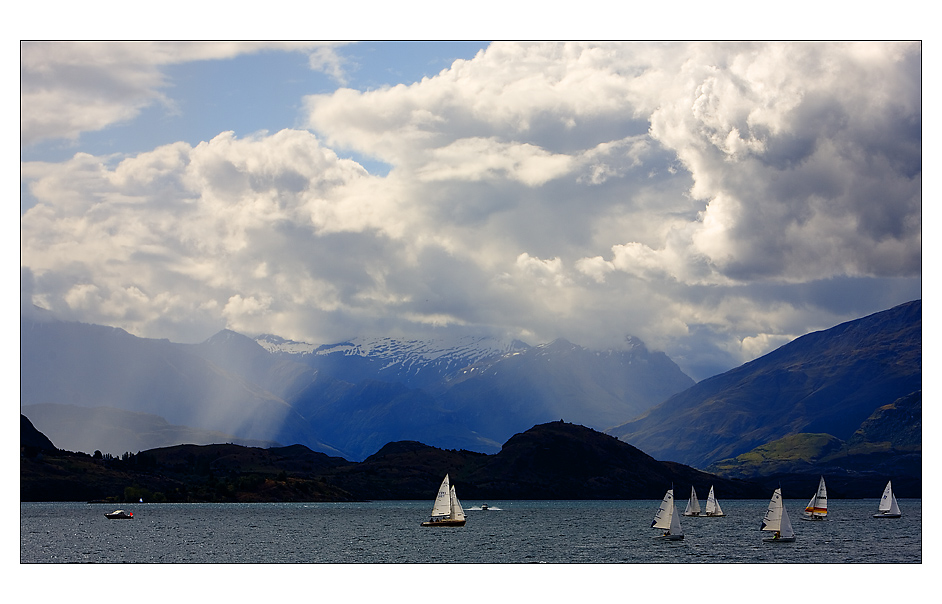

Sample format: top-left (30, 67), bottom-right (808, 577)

top-left (19, 40), bottom-right (923, 381)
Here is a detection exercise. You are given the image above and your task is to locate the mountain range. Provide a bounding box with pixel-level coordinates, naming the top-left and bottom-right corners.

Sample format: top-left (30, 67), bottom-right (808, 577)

top-left (20, 316), bottom-right (693, 461)
top-left (20, 299), bottom-right (921, 484)
top-left (20, 319), bottom-right (329, 453)
top-left (255, 333), bottom-right (531, 391)
top-left (609, 299), bottom-right (921, 470)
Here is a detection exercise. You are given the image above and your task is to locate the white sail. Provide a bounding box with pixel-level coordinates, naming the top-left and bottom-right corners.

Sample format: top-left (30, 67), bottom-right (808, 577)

top-left (652, 489), bottom-right (675, 530)
top-left (878, 480), bottom-right (893, 511)
top-left (684, 486), bottom-right (701, 516)
top-left (779, 498), bottom-right (795, 539)
top-left (889, 492), bottom-right (901, 516)
top-left (705, 485), bottom-right (725, 516)
top-left (761, 487), bottom-right (794, 537)
top-left (803, 476), bottom-right (828, 519)
top-left (449, 485), bottom-right (466, 521)
top-left (762, 488), bottom-right (795, 541)
top-left (429, 474), bottom-right (452, 519)
top-left (877, 480), bottom-right (902, 516)
top-left (670, 499), bottom-right (684, 536)
top-left (707, 485), bottom-right (723, 516)
top-left (761, 488), bottom-right (783, 532)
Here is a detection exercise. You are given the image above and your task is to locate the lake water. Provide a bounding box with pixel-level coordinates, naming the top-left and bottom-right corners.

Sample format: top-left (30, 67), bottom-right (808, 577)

top-left (20, 499), bottom-right (920, 564)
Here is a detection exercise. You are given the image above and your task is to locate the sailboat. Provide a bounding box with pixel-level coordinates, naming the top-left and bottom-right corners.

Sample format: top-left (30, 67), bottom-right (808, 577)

top-left (421, 474), bottom-right (467, 527)
top-left (683, 486), bottom-right (701, 516)
top-left (652, 488), bottom-right (684, 540)
top-left (873, 480), bottom-right (902, 518)
top-left (704, 485), bottom-right (726, 517)
top-left (761, 488), bottom-right (796, 542)
top-left (802, 476), bottom-right (828, 521)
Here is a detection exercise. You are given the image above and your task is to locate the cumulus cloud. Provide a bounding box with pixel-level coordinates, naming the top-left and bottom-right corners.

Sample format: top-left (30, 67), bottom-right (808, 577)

top-left (21, 42), bottom-right (921, 379)
top-left (306, 45), bottom-right (351, 84)
top-left (20, 41), bottom-right (338, 146)
top-left (23, 130), bottom-right (373, 340)
top-left (415, 137), bottom-right (574, 186)
top-left (310, 42), bottom-right (920, 285)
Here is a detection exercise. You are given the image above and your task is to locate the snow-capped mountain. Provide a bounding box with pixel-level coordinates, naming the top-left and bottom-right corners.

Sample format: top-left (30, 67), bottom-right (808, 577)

top-left (256, 333), bottom-right (531, 390)
top-left (254, 333), bottom-right (318, 355)
top-left (21, 314), bottom-right (695, 461)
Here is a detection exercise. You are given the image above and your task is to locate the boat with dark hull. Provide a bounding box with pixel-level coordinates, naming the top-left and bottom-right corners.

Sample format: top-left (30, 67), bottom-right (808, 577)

top-left (104, 510), bottom-right (133, 519)
top-left (873, 480), bottom-right (902, 518)
top-left (761, 488), bottom-right (796, 542)
top-left (421, 474), bottom-right (466, 527)
top-left (704, 485), bottom-right (726, 517)
top-left (652, 488), bottom-right (684, 540)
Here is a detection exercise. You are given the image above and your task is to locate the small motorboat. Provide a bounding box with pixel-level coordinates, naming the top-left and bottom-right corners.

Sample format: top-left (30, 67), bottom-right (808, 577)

top-left (104, 509), bottom-right (133, 519)
top-left (481, 503), bottom-right (489, 510)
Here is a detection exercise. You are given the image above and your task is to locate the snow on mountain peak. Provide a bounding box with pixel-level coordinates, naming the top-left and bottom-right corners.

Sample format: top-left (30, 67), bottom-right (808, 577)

top-left (253, 333), bottom-right (529, 363)
top-left (315, 335), bottom-right (528, 363)
top-left (254, 334), bottom-right (318, 355)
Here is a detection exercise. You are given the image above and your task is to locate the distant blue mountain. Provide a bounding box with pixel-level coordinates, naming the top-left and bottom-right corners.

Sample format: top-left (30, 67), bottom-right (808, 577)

top-left (20, 300), bottom-right (921, 475)
top-left (21, 315), bottom-right (692, 460)
top-left (20, 316), bottom-right (693, 461)
top-left (20, 319), bottom-right (323, 452)
top-left (255, 333), bottom-right (531, 390)
top-left (433, 337), bottom-right (695, 445)
top-left (609, 300), bottom-right (921, 469)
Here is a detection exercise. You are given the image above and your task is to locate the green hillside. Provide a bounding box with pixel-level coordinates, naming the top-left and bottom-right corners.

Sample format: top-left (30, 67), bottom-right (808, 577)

top-left (610, 300), bottom-right (921, 469)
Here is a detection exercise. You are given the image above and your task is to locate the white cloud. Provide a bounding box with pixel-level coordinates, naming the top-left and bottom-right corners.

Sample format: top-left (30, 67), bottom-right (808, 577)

top-left (22, 129), bottom-right (375, 339)
top-left (21, 42), bottom-right (922, 379)
top-left (20, 41), bottom-right (337, 146)
top-left (574, 256), bottom-right (614, 283)
top-left (307, 45), bottom-right (352, 84)
top-left (302, 42), bottom-right (920, 287)
top-left (415, 137), bottom-right (574, 186)
top-left (515, 253), bottom-right (568, 286)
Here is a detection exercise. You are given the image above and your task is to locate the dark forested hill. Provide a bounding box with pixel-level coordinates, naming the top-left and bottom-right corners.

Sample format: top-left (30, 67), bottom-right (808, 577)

top-left (21, 415), bottom-right (56, 453)
top-left (21, 419), bottom-right (767, 502)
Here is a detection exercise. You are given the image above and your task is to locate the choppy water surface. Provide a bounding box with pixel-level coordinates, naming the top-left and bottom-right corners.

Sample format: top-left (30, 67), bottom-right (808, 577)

top-left (21, 499), bottom-right (920, 563)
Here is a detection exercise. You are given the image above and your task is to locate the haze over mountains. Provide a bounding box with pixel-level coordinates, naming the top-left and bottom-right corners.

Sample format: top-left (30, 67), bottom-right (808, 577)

top-left (21, 315), bottom-right (693, 461)
top-left (21, 299), bottom-right (920, 484)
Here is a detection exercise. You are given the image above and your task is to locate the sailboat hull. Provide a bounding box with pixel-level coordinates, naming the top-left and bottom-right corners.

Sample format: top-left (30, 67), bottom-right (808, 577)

top-left (762, 535), bottom-right (796, 543)
top-left (872, 512), bottom-right (901, 518)
top-left (421, 519), bottom-right (466, 527)
top-left (654, 533), bottom-right (684, 540)
top-left (800, 515), bottom-right (827, 521)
